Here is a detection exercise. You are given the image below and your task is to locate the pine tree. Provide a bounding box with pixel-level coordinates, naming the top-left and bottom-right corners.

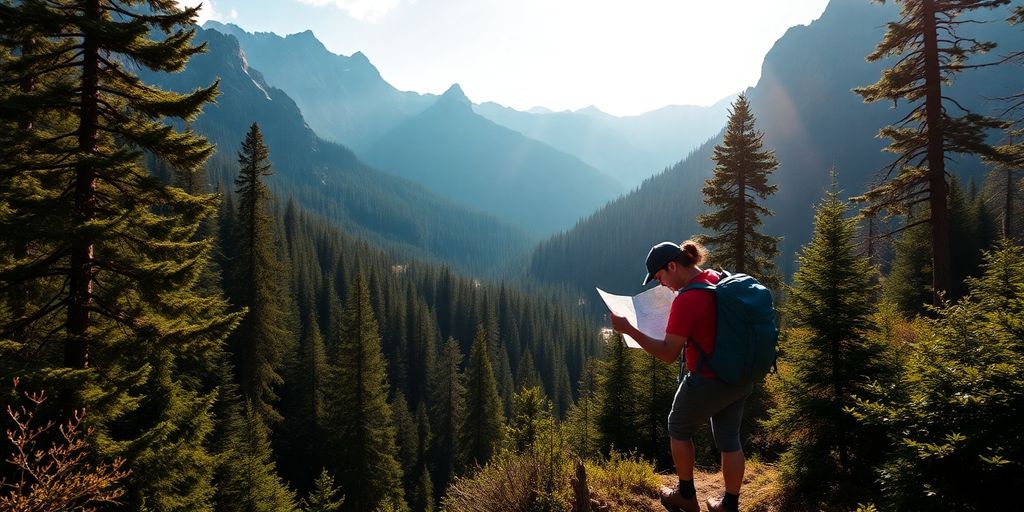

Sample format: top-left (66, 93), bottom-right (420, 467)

top-left (411, 403), bottom-right (434, 512)
top-left (563, 359), bottom-right (601, 458)
top-left (429, 337), bottom-right (466, 497)
top-left (883, 210), bottom-right (934, 317)
top-left (216, 400), bottom-right (299, 512)
top-left (852, 240), bottom-right (1024, 510)
top-left (303, 470), bottom-right (344, 512)
top-left (391, 392), bottom-right (420, 505)
top-left (596, 333), bottom-right (640, 453)
top-left (854, 0), bottom-right (1008, 304)
top-left (327, 274), bottom-right (407, 512)
top-left (504, 386), bottom-right (555, 453)
top-left (696, 94), bottom-right (781, 286)
top-left (459, 324), bottom-right (505, 469)
top-left (230, 122), bottom-right (292, 426)
top-left (0, 2), bottom-right (241, 509)
top-left (765, 176), bottom-right (897, 506)
top-left (279, 310), bottom-right (331, 491)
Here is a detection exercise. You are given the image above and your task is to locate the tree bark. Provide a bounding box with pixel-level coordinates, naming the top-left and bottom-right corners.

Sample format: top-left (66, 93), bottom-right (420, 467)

top-left (922, 0), bottom-right (953, 304)
top-left (67, 0), bottom-right (100, 369)
top-left (571, 458), bottom-right (591, 512)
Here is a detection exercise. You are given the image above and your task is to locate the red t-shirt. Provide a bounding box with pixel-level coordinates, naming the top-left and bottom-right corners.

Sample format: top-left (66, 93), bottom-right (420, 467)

top-left (665, 269), bottom-right (719, 378)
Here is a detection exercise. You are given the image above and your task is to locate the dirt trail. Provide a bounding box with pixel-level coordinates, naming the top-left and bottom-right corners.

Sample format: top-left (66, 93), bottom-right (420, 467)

top-left (646, 462), bottom-right (782, 512)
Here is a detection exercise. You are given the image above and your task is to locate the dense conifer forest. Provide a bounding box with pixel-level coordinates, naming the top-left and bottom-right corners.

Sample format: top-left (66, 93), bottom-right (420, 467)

top-left (2, 1), bottom-right (1024, 511)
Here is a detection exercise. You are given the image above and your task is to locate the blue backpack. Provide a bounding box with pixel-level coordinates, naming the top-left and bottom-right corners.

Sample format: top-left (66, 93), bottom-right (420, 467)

top-left (683, 271), bottom-right (778, 386)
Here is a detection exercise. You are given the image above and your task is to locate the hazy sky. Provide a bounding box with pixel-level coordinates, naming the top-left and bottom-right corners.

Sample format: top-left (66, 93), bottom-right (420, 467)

top-left (178, 0), bottom-right (831, 116)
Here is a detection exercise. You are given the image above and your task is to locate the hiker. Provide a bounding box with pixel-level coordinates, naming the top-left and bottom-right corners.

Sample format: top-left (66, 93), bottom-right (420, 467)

top-left (609, 240), bottom-right (754, 512)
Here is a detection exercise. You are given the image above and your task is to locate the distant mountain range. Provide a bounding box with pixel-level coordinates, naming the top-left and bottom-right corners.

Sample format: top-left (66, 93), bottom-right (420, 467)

top-left (139, 27), bottom-right (532, 273)
top-left (204, 20), bottom-right (732, 190)
top-left (362, 84), bottom-right (622, 235)
top-left (474, 97), bottom-right (735, 187)
top-left (529, 0), bottom-right (1023, 295)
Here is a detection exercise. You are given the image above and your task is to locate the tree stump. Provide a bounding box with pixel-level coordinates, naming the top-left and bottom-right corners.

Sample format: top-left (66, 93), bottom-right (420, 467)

top-left (570, 458), bottom-right (591, 512)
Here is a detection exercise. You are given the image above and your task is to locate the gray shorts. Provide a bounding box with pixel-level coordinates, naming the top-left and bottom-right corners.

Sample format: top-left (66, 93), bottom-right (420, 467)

top-left (667, 372), bottom-right (754, 452)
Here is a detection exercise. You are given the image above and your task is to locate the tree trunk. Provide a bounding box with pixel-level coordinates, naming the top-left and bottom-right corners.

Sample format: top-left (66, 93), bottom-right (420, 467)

top-left (67, 0), bottom-right (100, 369)
top-left (571, 458), bottom-right (591, 512)
top-left (922, 0), bottom-right (952, 304)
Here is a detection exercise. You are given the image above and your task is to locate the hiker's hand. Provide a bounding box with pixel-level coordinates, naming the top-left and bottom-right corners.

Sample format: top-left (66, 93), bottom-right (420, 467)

top-left (610, 313), bottom-right (633, 335)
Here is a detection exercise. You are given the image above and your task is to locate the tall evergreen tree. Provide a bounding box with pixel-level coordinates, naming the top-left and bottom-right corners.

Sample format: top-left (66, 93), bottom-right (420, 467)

top-left (596, 333), bottom-right (640, 453)
top-left (230, 122), bottom-right (292, 425)
top-left (429, 337), bottom-right (465, 498)
top-left (855, 0), bottom-right (1008, 304)
top-left (459, 324), bottom-right (505, 469)
top-left (696, 94), bottom-right (781, 285)
top-left (765, 176), bottom-right (897, 506)
top-left (279, 310), bottom-right (331, 492)
top-left (0, 2), bottom-right (241, 509)
top-left (216, 400), bottom-right (299, 512)
top-left (327, 274), bottom-right (406, 512)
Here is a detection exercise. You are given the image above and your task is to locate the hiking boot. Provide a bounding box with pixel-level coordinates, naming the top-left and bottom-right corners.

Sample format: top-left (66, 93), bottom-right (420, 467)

top-left (659, 486), bottom-right (699, 512)
top-left (706, 495), bottom-right (738, 512)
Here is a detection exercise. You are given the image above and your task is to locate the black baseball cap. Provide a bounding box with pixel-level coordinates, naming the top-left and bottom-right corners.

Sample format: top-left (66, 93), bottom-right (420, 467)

top-left (643, 241), bottom-right (682, 286)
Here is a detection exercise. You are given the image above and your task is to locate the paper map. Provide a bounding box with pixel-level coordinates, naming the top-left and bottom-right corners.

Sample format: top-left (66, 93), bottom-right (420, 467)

top-left (597, 286), bottom-right (677, 348)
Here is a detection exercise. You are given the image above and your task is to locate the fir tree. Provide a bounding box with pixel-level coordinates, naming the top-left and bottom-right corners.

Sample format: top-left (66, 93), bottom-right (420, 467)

top-left (696, 94), bottom-right (781, 286)
top-left (303, 469), bottom-right (344, 512)
top-left (563, 359), bottom-right (601, 458)
top-left (327, 274), bottom-right (407, 512)
top-left (0, 2), bottom-right (241, 509)
top-left (429, 337), bottom-right (466, 497)
top-left (391, 392), bottom-right (420, 505)
top-left (230, 122), bottom-right (292, 425)
top-left (852, 240), bottom-right (1024, 511)
top-left (883, 211), bottom-right (934, 317)
top-left (504, 386), bottom-right (554, 453)
top-left (411, 403), bottom-right (434, 512)
top-left (459, 324), bottom-right (505, 469)
top-left (854, 0), bottom-right (1008, 304)
top-left (596, 333), bottom-right (640, 453)
top-left (279, 310), bottom-right (331, 492)
top-left (216, 400), bottom-right (299, 512)
top-left (765, 176), bottom-right (897, 506)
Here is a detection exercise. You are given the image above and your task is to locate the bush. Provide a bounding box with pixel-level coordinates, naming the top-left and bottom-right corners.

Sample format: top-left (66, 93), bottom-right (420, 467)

top-left (584, 450), bottom-right (660, 512)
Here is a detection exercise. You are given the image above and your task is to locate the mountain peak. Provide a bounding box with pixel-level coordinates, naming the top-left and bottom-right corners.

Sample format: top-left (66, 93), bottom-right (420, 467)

top-left (440, 83), bottom-right (471, 106)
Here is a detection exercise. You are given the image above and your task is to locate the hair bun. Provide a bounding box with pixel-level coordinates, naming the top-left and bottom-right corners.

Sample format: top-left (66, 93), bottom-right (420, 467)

top-left (679, 240), bottom-right (706, 266)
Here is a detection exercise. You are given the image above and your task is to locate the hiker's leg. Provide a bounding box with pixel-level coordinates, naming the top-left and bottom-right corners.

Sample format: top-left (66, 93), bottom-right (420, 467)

top-left (720, 449), bottom-right (744, 495)
top-left (709, 383), bottom-right (754, 495)
top-left (667, 373), bottom-right (711, 482)
top-left (670, 437), bottom-right (695, 480)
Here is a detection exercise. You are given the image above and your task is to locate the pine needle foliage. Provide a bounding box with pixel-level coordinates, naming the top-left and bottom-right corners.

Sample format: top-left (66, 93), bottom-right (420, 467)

top-left (327, 273), bottom-right (407, 512)
top-left (429, 336), bottom-right (466, 497)
top-left (851, 240), bottom-right (1024, 511)
top-left (215, 399), bottom-right (298, 512)
top-left (766, 176), bottom-right (897, 507)
top-left (854, 0), bottom-right (1009, 302)
top-left (0, 1), bottom-right (241, 509)
top-left (696, 94), bottom-right (781, 286)
top-left (459, 324), bottom-right (505, 470)
top-left (230, 122), bottom-right (292, 426)
top-left (303, 469), bottom-right (344, 512)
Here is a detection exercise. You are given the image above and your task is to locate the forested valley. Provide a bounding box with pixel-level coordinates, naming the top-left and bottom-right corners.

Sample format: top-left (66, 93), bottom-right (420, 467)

top-left (2, 1), bottom-right (1024, 512)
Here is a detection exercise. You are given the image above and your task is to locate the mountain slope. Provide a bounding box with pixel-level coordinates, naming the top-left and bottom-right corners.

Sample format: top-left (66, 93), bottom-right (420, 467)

top-left (474, 97), bottom-right (735, 187)
top-left (529, 0), bottom-right (1022, 295)
top-left (140, 27), bottom-right (532, 273)
top-left (203, 21), bottom-right (433, 151)
top-left (363, 84), bottom-right (625, 236)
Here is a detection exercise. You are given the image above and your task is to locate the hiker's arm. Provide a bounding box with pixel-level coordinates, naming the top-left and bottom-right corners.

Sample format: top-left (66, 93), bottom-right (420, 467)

top-left (609, 314), bottom-right (685, 364)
